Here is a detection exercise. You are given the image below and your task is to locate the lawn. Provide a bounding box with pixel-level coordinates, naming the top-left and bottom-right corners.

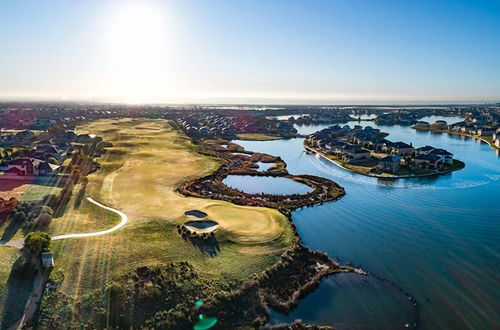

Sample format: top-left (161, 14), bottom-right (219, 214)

top-left (0, 179), bottom-right (62, 202)
top-left (236, 133), bottom-right (283, 141)
top-left (0, 246), bottom-right (21, 321)
top-left (48, 118), bottom-right (294, 303)
top-left (325, 154), bottom-right (376, 175)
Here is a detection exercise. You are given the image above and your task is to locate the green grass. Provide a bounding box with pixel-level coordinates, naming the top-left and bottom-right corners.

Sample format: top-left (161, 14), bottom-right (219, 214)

top-left (0, 180), bottom-right (62, 202)
top-left (0, 246), bottom-right (21, 319)
top-left (236, 133), bottom-right (283, 141)
top-left (46, 118), bottom-right (294, 306)
top-left (325, 154), bottom-right (375, 174)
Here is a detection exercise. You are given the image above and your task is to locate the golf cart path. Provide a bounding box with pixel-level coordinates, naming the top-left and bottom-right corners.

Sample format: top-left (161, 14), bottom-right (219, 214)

top-left (0, 197), bottom-right (128, 249)
top-left (4, 197), bottom-right (128, 330)
top-left (52, 197), bottom-right (128, 240)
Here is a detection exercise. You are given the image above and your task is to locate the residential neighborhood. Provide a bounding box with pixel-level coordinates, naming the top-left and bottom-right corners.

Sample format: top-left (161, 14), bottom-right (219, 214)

top-left (306, 124), bottom-right (462, 176)
top-left (412, 108), bottom-right (500, 150)
top-left (174, 111), bottom-right (298, 139)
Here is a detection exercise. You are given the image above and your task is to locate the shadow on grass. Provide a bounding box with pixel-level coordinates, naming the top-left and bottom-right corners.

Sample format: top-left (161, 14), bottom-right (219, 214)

top-left (183, 235), bottom-right (221, 257)
top-left (73, 185), bottom-right (86, 209)
top-left (0, 257), bottom-right (36, 330)
top-left (0, 220), bottom-right (22, 243)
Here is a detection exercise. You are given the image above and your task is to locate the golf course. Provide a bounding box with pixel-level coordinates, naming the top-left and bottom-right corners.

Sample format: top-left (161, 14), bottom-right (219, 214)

top-left (43, 118), bottom-right (294, 323)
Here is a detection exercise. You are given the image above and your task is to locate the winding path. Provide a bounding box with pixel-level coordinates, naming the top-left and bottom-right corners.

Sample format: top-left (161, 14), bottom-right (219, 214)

top-left (52, 197), bottom-right (128, 240)
top-left (0, 197), bottom-right (128, 249)
top-left (2, 197), bottom-right (128, 330)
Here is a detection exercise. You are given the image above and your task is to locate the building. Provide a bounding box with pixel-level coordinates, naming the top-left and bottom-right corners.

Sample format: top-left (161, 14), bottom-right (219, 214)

top-left (412, 154), bottom-right (441, 169)
top-left (416, 146), bottom-right (454, 165)
top-left (476, 127), bottom-right (495, 137)
top-left (377, 155), bottom-right (401, 173)
top-left (431, 120), bottom-right (448, 130)
top-left (1, 158), bottom-right (60, 176)
top-left (414, 121), bottom-right (430, 128)
top-left (430, 149), bottom-right (454, 165)
top-left (41, 252), bottom-right (54, 268)
top-left (391, 141), bottom-right (414, 156)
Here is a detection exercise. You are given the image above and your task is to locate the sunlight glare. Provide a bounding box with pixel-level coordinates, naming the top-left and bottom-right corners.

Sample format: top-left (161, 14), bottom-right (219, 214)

top-left (103, 1), bottom-right (172, 98)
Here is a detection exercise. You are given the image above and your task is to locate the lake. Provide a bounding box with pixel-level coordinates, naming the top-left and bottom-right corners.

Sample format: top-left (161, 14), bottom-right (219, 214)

top-left (234, 116), bottom-right (500, 329)
top-left (223, 175), bottom-right (312, 195)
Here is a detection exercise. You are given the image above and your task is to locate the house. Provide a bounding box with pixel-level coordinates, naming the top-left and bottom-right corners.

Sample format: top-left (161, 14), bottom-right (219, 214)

top-left (2, 158), bottom-right (60, 176)
top-left (431, 120), bottom-right (448, 129)
top-left (415, 145), bottom-right (436, 155)
top-left (343, 148), bottom-right (370, 161)
top-left (476, 127), bottom-right (495, 137)
top-left (416, 146), bottom-right (453, 164)
top-left (377, 155), bottom-right (401, 173)
top-left (414, 121), bottom-right (430, 128)
top-left (75, 134), bottom-right (93, 143)
top-left (41, 252), bottom-right (54, 268)
top-left (391, 141), bottom-right (414, 156)
top-left (429, 149), bottom-right (454, 165)
top-left (493, 129), bottom-right (500, 141)
top-left (412, 154), bottom-right (441, 169)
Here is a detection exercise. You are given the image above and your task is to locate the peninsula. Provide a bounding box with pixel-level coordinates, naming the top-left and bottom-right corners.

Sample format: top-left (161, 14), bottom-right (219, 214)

top-left (305, 124), bottom-right (465, 178)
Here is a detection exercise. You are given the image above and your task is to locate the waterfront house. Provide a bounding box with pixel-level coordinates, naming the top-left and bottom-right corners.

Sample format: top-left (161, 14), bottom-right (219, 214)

top-left (431, 120), bottom-right (448, 130)
top-left (493, 128), bottom-right (500, 141)
top-left (476, 127), bottom-right (495, 137)
top-left (391, 141), bottom-right (414, 156)
top-left (414, 121), bottom-right (430, 128)
top-left (415, 146), bottom-right (453, 165)
top-left (415, 145), bottom-right (436, 155)
top-left (377, 155), bottom-right (401, 173)
top-left (429, 149), bottom-right (454, 165)
top-left (412, 154), bottom-right (441, 169)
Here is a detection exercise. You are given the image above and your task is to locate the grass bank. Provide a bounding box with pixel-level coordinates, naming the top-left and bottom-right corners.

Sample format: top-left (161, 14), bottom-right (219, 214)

top-left (236, 133), bottom-right (283, 141)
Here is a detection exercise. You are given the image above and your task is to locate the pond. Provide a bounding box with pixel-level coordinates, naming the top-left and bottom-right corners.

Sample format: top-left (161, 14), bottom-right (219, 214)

top-left (234, 116), bottom-right (499, 329)
top-left (222, 175), bottom-right (312, 195)
top-left (256, 162), bottom-right (274, 171)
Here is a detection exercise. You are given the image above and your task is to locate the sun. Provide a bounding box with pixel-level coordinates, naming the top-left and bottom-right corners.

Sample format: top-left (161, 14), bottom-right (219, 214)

top-left (100, 1), bottom-right (174, 100)
top-left (107, 2), bottom-right (166, 54)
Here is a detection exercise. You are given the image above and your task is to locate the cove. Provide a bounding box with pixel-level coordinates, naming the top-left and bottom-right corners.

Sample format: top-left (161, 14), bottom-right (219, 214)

top-left (222, 175), bottom-right (312, 195)
top-left (234, 115), bottom-right (500, 329)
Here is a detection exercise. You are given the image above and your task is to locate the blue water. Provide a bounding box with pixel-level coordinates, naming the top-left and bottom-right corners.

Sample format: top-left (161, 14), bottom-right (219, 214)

top-left (234, 117), bottom-right (500, 329)
top-left (256, 161), bottom-right (274, 171)
top-left (222, 175), bottom-right (312, 195)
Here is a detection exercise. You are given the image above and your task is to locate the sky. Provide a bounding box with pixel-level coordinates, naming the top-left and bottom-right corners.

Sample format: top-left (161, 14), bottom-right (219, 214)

top-left (0, 0), bottom-right (499, 104)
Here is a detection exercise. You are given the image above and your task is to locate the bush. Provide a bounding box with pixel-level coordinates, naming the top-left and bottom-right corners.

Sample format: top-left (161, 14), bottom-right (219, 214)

top-left (24, 231), bottom-right (51, 256)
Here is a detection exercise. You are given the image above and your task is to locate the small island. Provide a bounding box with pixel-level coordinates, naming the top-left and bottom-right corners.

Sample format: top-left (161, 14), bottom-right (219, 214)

top-left (305, 124), bottom-right (465, 178)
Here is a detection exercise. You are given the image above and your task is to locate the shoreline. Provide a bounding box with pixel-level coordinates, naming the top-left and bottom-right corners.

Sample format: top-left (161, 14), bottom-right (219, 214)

top-left (175, 138), bottom-right (372, 328)
top-left (412, 127), bottom-right (499, 151)
top-left (305, 145), bottom-right (465, 179)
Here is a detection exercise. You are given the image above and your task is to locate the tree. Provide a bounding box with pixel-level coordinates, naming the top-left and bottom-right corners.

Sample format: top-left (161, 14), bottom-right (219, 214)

top-left (34, 206), bottom-right (53, 229)
top-left (24, 231), bottom-right (51, 256)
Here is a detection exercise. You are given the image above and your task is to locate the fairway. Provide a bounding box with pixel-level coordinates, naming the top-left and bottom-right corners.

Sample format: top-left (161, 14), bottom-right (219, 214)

top-left (49, 118), bottom-right (294, 301)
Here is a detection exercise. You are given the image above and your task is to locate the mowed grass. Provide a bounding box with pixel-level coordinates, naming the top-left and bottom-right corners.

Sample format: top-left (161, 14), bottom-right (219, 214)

top-left (0, 246), bottom-right (20, 318)
top-left (0, 180), bottom-right (62, 202)
top-left (50, 118), bottom-right (294, 299)
top-left (236, 133), bottom-right (283, 141)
